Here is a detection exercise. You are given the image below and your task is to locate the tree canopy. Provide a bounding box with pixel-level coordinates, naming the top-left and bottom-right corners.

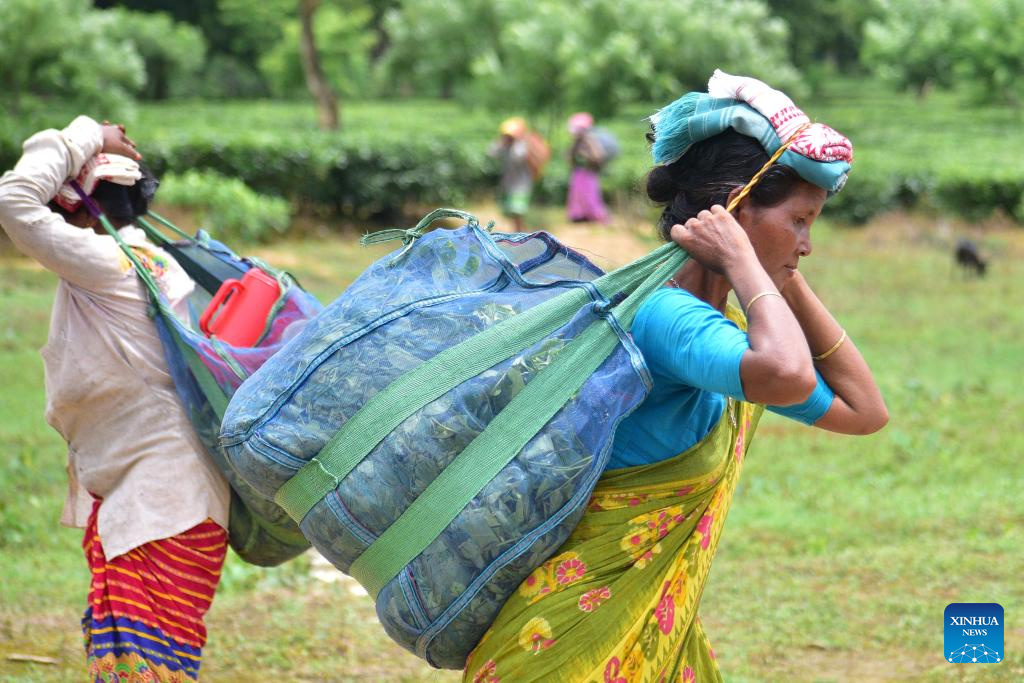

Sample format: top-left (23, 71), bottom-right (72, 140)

top-left (384, 0), bottom-right (800, 117)
top-left (0, 0), bottom-right (143, 116)
top-left (6, 0), bottom-right (1022, 121)
top-left (864, 0), bottom-right (1024, 104)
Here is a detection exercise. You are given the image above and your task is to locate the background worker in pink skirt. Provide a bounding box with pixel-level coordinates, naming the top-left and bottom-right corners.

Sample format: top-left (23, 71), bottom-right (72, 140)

top-left (566, 112), bottom-right (611, 224)
top-left (0, 116), bottom-right (230, 682)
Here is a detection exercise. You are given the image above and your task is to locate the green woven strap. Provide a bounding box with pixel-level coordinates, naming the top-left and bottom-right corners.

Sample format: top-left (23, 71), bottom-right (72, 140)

top-left (98, 214), bottom-right (165, 303)
top-left (145, 210), bottom-right (199, 242)
top-left (351, 318), bottom-right (619, 597)
top-left (136, 216), bottom-right (170, 246)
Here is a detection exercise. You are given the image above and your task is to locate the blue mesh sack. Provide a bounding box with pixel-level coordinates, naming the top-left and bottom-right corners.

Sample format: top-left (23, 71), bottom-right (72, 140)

top-left (220, 209), bottom-right (689, 667)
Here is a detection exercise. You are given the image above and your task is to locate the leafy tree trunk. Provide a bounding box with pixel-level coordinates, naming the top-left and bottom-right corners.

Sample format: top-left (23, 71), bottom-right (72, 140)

top-left (298, 0), bottom-right (339, 130)
top-left (368, 0), bottom-right (397, 64)
top-left (6, 74), bottom-right (19, 117)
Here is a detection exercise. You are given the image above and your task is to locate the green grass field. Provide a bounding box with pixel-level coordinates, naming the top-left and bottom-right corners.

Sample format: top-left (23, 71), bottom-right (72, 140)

top-left (1, 199), bottom-right (1021, 682)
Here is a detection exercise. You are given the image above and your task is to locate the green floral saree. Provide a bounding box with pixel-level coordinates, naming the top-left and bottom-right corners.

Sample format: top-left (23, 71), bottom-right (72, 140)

top-left (464, 393), bottom-right (764, 683)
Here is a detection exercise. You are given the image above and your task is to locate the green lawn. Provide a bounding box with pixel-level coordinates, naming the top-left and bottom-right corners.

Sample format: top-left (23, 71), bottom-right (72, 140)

top-left (1, 204), bottom-right (1021, 681)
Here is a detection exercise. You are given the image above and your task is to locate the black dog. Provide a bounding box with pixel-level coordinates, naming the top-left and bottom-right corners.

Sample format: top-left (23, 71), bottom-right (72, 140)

top-left (955, 239), bottom-right (987, 277)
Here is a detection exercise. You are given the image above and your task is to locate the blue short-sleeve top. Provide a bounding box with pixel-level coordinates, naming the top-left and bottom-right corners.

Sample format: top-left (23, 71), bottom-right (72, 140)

top-left (607, 287), bottom-right (834, 470)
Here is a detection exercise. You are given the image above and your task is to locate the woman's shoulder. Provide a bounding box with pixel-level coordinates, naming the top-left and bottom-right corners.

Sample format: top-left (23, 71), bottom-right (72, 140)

top-left (637, 286), bottom-right (722, 321)
top-left (637, 287), bottom-right (749, 332)
top-left (631, 286), bottom-right (750, 395)
top-left (632, 287), bottom-right (747, 358)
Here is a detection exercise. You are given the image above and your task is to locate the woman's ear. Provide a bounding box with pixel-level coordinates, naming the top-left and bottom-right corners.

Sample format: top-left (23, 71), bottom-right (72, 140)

top-left (726, 186), bottom-right (743, 211)
top-left (727, 186), bottom-right (754, 230)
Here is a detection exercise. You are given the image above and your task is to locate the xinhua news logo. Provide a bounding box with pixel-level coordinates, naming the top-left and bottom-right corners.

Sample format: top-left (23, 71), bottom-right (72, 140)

top-left (945, 603), bottom-right (1004, 664)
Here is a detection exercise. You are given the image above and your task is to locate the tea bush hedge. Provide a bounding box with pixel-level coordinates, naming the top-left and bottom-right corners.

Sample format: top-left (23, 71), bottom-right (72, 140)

top-left (2, 83), bottom-right (1023, 228)
top-left (157, 170), bottom-right (291, 242)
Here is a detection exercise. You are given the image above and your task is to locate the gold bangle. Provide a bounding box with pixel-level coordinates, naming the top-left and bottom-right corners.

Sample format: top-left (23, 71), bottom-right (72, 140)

top-left (743, 290), bottom-right (783, 316)
top-left (813, 329), bottom-right (847, 361)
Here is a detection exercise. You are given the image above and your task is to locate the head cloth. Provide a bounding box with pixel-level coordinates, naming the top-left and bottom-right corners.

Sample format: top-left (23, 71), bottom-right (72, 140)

top-left (499, 117), bottom-right (528, 139)
top-left (649, 70), bottom-right (853, 194)
top-left (56, 153), bottom-right (142, 211)
top-left (568, 112), bottom-right (594, 135)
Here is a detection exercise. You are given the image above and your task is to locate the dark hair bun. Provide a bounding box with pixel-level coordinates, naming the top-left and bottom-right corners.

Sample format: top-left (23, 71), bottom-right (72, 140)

top-left (646, 165), bottom-right (679, 204)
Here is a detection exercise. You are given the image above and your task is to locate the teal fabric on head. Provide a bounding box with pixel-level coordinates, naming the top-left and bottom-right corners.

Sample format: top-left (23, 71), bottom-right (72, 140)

top-left (649, 93), bottom-right (851, 195)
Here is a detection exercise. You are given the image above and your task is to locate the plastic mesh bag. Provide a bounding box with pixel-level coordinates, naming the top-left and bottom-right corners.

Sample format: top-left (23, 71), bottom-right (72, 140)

top-left (222, 209), bottom-right (687, 666)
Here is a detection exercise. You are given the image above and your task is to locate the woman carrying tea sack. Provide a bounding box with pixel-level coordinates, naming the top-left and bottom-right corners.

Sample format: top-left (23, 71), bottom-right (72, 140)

top-left (0, 116), bottom-right (229, 682)
top-left (464, 71), bottom-right (887, 682)
top-left (565, 112), bottom-right (610, 224)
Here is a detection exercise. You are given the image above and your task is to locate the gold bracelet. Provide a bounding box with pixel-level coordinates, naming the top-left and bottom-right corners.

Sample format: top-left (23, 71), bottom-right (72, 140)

top-left (743, 290), bottom-right (783, 316)
top-left (813, 329), bottom-right (847, 361)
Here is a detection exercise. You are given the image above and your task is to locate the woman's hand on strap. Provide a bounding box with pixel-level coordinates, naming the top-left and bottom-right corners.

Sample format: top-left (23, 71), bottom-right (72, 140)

top-left (670, 205), bottom-right (756, 275)
top-left (100, 122), bottom-right (141, 160)
top-left (673, 206), bottom-right (817, 406)
top-left (783, 271), bottom-right (889, 434)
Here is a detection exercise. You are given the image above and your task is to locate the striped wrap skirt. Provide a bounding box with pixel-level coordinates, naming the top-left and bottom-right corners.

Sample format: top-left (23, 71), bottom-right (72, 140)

top-left (82, 500), bottom-right (227, 682)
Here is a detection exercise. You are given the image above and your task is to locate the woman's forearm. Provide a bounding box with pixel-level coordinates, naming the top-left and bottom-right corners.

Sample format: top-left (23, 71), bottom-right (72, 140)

top-left (782, 271), bottom-right (888, 433)
top-left (724, 252), bottom-right (816, 405)
top-left (0, 117), bottom-right (123, 290)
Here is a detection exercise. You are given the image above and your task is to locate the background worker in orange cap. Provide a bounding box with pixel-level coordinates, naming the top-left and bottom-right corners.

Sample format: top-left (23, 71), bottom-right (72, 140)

top-left (489, 116), bottom-right (543, 231)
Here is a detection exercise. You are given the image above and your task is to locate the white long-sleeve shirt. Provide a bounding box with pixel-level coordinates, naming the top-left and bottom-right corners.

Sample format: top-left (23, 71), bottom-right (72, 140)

top-left (0, 116), bottom-right (228, 559)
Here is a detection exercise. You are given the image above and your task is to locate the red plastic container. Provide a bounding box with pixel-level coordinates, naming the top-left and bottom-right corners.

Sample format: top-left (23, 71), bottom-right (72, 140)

top-left (199, 268), bottom-right (281, 347)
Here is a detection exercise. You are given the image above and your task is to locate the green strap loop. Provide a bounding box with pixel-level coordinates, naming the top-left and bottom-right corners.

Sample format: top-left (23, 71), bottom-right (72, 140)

top-left (360, 208), bottom-right (479, 246)
top-left (359, 227), bottom-right (422, 246)
top-left (361, 208), bottom-right (480, 266)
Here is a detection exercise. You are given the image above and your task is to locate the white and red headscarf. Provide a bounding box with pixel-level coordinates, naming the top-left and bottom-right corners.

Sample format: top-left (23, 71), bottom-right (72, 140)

top-left (56, 153), bottom-right (142, 211)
